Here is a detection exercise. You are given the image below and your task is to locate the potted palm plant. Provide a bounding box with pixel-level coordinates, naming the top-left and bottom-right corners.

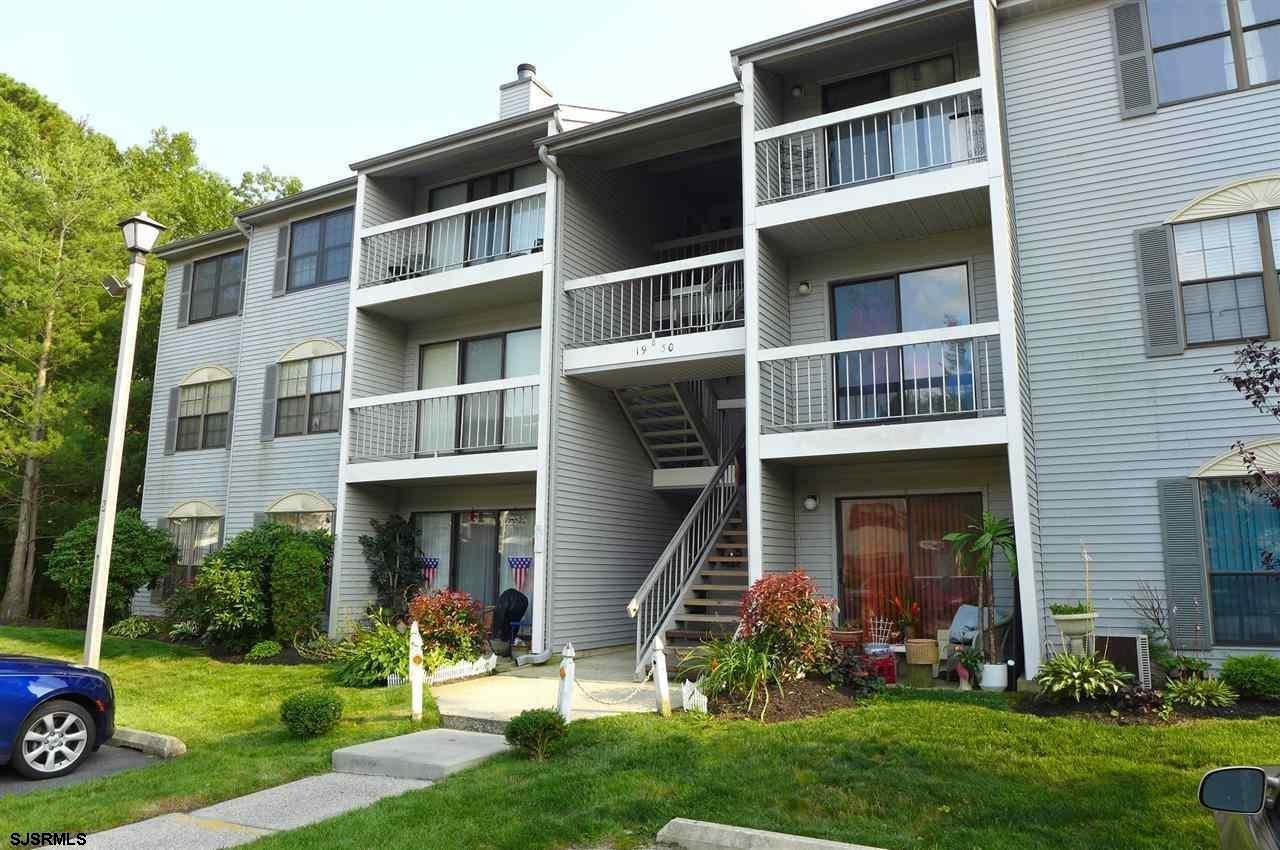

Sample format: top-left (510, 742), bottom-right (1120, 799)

top-left (944, 512), bottom-right (1018, 691)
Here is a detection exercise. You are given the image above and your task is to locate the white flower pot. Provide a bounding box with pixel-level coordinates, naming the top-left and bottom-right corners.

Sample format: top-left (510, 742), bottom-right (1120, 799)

top-left (1052, 612), bottom-right (1097, 638)
top-left (980, 663), bottom-right (1008, 691)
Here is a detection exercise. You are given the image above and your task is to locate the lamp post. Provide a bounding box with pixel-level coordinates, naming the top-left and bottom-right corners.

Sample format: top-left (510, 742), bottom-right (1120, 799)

top-left (83, 212), bottom-right (165, 669)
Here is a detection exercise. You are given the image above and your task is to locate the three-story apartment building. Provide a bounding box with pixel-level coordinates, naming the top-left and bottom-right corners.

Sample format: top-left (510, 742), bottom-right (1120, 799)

top-left (138, 0), bottom-right (1280, 679)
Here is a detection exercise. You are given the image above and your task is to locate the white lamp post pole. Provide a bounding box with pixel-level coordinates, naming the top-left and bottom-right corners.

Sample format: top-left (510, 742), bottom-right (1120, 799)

top-left (84, 213), bottom-right (164, 669)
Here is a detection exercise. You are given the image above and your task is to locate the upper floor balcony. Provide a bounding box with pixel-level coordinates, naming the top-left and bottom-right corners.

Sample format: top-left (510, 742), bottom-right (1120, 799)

top-left (353, 186), bottom-right (546, 315)
top-left (561, 240), bottom-right (746, 387)
top-left (757, 321), bottom-right (1006, 461)
top-left (754, 80), bottom-right (987, 229)
top-left (345, 376), bottom-right (539, 483)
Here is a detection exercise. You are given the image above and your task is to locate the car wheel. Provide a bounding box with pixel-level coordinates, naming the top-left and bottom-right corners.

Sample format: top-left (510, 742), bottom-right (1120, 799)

top-left (13, 700), bottom-right (95, 779)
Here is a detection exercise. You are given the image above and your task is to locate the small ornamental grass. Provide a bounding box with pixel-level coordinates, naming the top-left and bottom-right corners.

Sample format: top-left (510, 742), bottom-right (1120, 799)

top-left (106, 616), bottom-right (154, 639)
top-left (246, 640), bottom-right (283, 663)
top-left (681, 636), bottom-right (784, 720)
top-left (504, 708), bottom-right (566, 760)
top-left (1035, 652), bottom-right (1132, 702)
top-left (334, 611), bottom-right (408, 688)
top-left (1167, 677), bottom-right (1238, 709)
top-left (1220, 654), bottom-right (1280, 701)
top-left (279, 688), bottom-right (343, 738)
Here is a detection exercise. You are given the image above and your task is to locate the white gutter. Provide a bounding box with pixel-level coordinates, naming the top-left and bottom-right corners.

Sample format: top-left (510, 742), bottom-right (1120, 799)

top-left (224, 217), bottom-right (254, 529)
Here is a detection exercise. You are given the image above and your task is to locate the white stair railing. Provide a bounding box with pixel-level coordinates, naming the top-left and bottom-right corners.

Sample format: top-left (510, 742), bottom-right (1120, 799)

top-left (626, 430), bottom-right (745, 676)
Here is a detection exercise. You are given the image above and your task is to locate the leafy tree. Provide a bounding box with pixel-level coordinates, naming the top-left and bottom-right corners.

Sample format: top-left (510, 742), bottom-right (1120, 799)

top-left (359, 515), bottom-right (421, 614)
top-left (944, 512), bottom-right (1017, 663)
top-left (234, 167), bottom-right (303, 209)
top-left (44, 508), bottom-right (176, 624)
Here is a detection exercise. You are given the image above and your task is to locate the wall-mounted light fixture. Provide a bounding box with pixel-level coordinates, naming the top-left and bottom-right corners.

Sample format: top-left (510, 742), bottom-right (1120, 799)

top-left (797, 280), bottom-right (813, 296)
top-left (790, 84), bottom-right (804, 99)
top-left (802, 495), bottom-right (819, 512)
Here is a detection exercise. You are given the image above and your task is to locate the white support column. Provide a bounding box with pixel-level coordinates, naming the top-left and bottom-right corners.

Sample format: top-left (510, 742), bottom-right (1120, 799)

top-left (327, 172), bottom-right (370, 638)
top-left (973, 0), bottom-right (1043, 677)
top-left (532, 140), bottom-right (561, 656)
top-left (740, 62), bottom-right (765, 584)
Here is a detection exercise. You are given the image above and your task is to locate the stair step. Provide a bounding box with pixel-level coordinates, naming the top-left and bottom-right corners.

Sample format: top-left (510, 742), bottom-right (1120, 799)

top-left (620, 385), bottom-right (675, 396)
top-left (632, 414), bottom-right (689, 425)
top-left (701, 568), bottom-right (748, 577)
top-left (720, 529), bottom-right (746, 536)
top-left (676, 613), bottom-right (740, 624)
top-left (689, 582), bottom-right (746, 591)
top-left (714, 542), bottom-right (746, 550)
top-left (683, 598), bottom-right (742, 608)
top-left (640, 427), bottom-right (696, 437)
top-left (650, 441), bottom-right (705, 450)
top-left (630, 401), bottom-right (683, 411)
top-left (707, 555), bottom-right (748, 563)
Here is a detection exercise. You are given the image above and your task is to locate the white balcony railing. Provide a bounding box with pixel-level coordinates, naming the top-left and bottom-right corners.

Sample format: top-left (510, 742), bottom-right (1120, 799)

top-left (755, 80), bottom-right (985, 205)
top-left (358, 186), bottom-right (545, 289)
top-left (651, 228), bottom-right (743, 263)
top-left (563, 250), bottom-right (745, 349)
top-left (348, 376), bottom-right (539, 463)
top-left (758, 323), bottom-right (1003, 433)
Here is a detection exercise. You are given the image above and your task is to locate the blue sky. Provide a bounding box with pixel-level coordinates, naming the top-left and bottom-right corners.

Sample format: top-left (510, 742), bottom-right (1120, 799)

top-left (6, 1), bottom-right (882, 189)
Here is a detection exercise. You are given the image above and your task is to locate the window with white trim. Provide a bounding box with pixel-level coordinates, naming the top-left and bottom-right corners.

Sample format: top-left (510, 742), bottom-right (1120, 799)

top-left (176, 380), bottom-right (233, 450)
top-left (1172, 211), bottom-right (1277, 345)
top-left (270, 511), bottom-right (334, 533)
top-left (1148, 0), bottom-right (1280, 104)
top-left (276, 354), bottom-right (343, 436)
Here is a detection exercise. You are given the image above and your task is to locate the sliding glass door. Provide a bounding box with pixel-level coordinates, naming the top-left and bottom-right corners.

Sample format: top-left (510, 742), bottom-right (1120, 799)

top-left (413, 509), bottom-right (536, 609)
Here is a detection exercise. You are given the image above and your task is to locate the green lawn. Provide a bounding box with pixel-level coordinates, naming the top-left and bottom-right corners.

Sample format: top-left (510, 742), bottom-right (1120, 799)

top-left (244, 689), bottom-right (1280, 850)
top-left (0, 626), bottom-right (434, 833)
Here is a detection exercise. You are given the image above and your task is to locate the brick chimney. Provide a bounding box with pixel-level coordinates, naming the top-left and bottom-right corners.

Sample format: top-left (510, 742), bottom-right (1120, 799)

top-left (499, 63), bottom-right (555, 119)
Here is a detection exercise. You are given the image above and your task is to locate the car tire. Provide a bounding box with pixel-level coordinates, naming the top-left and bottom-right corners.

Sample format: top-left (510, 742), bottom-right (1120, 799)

top-left (12, 700), bottom-right (96, 779)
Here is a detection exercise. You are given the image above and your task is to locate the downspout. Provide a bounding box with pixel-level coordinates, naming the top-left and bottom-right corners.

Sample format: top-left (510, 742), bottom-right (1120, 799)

top-left (514, 141), bottom-right (565, 668)
top-left (223, 216), bottom-right (254, 531)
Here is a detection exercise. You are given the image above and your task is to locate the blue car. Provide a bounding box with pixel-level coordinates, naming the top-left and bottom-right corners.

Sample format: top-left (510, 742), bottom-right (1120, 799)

top-left (0, 655), bottom-right (115, 779)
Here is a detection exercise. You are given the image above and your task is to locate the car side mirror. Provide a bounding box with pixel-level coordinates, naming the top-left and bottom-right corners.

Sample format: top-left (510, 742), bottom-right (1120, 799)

top-left (1200, 767), bottom-right (1270, 815)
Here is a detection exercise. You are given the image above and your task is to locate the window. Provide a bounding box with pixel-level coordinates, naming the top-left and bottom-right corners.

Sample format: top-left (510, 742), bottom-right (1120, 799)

top-left (426, 164), bottom-right (545, 213)
top-left (270, 511), bottom-right (333, 533)
top-left (1172, 212), bottom-right (1274, 345)
top-left (821, 55), bottom-right (957, 113)
top-left (1148, 0), bottom-right (1280, 104)
top-left (412, 509), bottom-right (534, 608)
top-left (830, 265), bottom-right (975, 421)
top-left (276, 354), bottom-right (343, 436)
top-left (189, 251), bottom-right (243, 323)
top-left (1201, 478), bottom-right (1280, 645)
top-left (287, 208), bottom-right (353, 291)
top-left (176, 380), bottom-right (232, 450)
top-left (158, 514), bottom-right (221, 599)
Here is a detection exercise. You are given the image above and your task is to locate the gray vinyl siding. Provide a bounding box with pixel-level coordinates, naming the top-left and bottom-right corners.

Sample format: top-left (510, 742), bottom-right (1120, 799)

top-left (1001, 0), bottom-right (1280, 660)
top-left (135, 257), bottom-right (243, 615)
top-left (791, 455), bottom-right (1015, 611)
top-left (757, 235), bottom-right (791, 349)
top-left (361, 177), bottom-right (413, 229)
top-left (547, 161), bottom-right (686, 650)
top-left (760, 461), bottom-right (797, 578)
top-left (333, 483), bottom-right (396, 631)
top-left (350, 311), bottom-right (405, 400)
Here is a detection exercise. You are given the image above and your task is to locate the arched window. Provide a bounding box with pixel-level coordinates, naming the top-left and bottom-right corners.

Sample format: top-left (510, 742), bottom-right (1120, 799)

top-left (273, 340), bottom-right (345, 437)
top-left (173, 366), bottom-right (234, 452)
top-left (264, 491), bottom-right (335, 533)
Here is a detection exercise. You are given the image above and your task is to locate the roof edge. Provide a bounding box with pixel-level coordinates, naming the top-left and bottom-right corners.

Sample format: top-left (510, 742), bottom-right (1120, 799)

top-left (154, 226), bottom-right (243, 260)
top-left (730, 0), bottom-right (965, 64)
top-left (348, 105), bottom-right (561, 173)
top-left (235, 177), bottom-right (357, 223)
top-left (539, 83), bottom-right (742, 150)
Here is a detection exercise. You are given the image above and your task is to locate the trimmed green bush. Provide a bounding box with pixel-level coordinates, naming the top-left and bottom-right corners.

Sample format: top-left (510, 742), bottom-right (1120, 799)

top-left (504, 708), bottom-right (566, 760)
top-left (246, 640), bottom-right (283, 663)
top-left (190, 555), bottom-right (268, 651)
top-left (1220, 654), bottom-right (1280, 701)
top-left (279, 688), bottom-right (343, 738)
top-left (45, 509), bottom-right (176, 625)
top-left (271, 541), bottom-right (326, 643)
top-left (107, 616), bottom-right (155, 639)
top-left (334, 611), bottom-right (408, 687)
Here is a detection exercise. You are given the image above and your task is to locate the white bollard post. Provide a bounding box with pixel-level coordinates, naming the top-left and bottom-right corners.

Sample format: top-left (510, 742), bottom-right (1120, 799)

top-left (557, 642), bottom-right (576, 722)
top-left (652, 636), bottom-right (672, 717)
top-left (409, 621), bottom-right (424, 723)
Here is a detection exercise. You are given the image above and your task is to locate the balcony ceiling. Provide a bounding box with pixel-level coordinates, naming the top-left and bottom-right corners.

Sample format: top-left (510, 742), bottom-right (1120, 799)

top-left (766, 439), bottom-right (1007, 468)
top-left (358, 269), bottom-right (542, 323)
top-left (554, 100), bottom-right (740, 170)
top-left (764, 186), bottom-right (989, 256)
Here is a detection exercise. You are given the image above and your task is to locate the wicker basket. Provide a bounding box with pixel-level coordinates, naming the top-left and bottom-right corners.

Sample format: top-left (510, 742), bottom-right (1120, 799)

top-left (905, 638), bottom-right (940, 666)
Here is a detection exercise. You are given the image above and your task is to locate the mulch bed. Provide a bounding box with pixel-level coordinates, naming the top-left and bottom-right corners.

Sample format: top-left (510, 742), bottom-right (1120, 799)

top-left (1015, 694), bottom-right (1280, 724)
top-left (708, 676), bottom-right (860, 723)
top-left (208, 645), bottom-right (322, 666)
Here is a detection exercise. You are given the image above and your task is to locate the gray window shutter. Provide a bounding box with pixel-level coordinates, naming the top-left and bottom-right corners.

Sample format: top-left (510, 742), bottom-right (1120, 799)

top-left (1135, 226), bottom-right (1184, 356)
top-left (163, 386), bottom-right (180, 455)
top-left (237, 247), bottom-right (248, 315)
top-left (272, 226), bottom-right (290, 298)
top-left (177, 264), bottom-right (193, 328)
top-left (253, 512), bottom-right (268, 528)
top-left (1156, 478), bottom-right (1212, 650)
top-left (225, 377), bottom-right (236, 451)
top-left (216, 518), bottom-right (226, 548)
top-left (1111, 1), bottom-right (1157, 118)
top-left (261, 363), bottom-right (278, 442)
top-left (151, 517), bottom-right (170, 604)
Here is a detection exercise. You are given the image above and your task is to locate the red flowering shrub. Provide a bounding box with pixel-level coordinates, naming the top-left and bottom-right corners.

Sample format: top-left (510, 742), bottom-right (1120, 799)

top-left (407, 590), bottom-right (483, 661)
top-left (738, 570), bottom-right (835, 680)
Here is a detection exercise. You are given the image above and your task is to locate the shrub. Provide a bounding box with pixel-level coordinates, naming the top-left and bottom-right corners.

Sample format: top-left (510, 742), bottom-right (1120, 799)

top-left (1167, 677), bottom-right (1238, 708)
top-left (218, 522), bottom-right (333, 615)
top-left (957, 647), bottom-right (986, 680)
top-left (190, 555), bottom-right (268, 651)
top-left (1049, 601), bottom-right (1094, 616)
top-left (1035, 652), bottom-right (1132, 702)
top-left (504, 708), bottom-right (566, 760)
top-left (280, 688), bottom-right (343, 738)
top-left (358, 515), bottom-right (421, 615)
top-left (168, 620), bottom-right (200, 640)
top-left (407, 590), bottom-right (483, 661)
top-left (1220, 654), bottom-right (1280, 701)
top-left (1164, 654), bottom-right (1211, 681)
top-left (246, 640), bottom-right (283, 663)
top-left (45, 509), bottom-right (176, 625)
top-left (295, 628), bottom-right (341, 662)
top-left (1111, 686), bottom-right (1168, 718)
top-left (737, 571), bottom-right (834, 680)
top-left (334, 611), bottom-right (409, 687)
top-left (818, 646), bottom-right (884, 698)
top-left (107, 616), bottom-right (154, 639)
top-left (681, 636), bottom-right (783, 720)
top-left (271, 541), bottom-right (327, 643)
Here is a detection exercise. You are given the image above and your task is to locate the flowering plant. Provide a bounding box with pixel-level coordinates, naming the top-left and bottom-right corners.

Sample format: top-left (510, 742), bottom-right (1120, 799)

top-left (888, 595), bottom-right (921, 639)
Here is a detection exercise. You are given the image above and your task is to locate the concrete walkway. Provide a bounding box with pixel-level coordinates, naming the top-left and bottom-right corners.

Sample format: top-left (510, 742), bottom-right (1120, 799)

top-left (434, 646), bottom-right (665, 730)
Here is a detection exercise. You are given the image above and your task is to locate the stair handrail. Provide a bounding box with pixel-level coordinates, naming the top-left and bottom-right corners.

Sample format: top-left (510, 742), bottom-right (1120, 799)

top-left (627, 428), bottom-right (746, 674)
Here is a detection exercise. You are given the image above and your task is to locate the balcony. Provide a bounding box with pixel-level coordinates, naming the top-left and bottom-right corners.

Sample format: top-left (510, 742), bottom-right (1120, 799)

top-left (561, 249), bottom-right (747, 386)
top-left (354, 187), bottom-right (545, 315)
top-left (345, 377), bottom-right (539, 483)
top-left (757, 323), bottom-right (1006, 460)
top-left (753, 81), bottom-right (987, 232)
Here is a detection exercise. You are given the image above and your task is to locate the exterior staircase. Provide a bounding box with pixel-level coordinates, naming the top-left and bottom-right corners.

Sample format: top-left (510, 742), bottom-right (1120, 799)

top-left (614, 383), bottom-right (719, 468)
top-left (662, 508), bottom-right (748, 661)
